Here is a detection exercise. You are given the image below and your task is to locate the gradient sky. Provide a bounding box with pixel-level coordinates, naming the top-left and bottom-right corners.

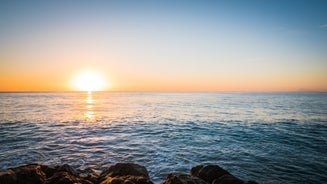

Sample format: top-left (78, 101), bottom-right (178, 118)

top-left (0, 0), bottom-right (326, 91)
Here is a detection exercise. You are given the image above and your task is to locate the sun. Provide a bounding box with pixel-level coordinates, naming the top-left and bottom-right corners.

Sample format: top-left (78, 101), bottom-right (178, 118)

top-left (71, 70), bottom-right (107, 92)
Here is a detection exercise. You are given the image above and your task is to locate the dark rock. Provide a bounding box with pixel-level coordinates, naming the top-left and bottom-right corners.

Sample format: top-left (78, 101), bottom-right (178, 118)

top-left (45, 164), bottom-right (93, 184)
top-left (244, 180), bottom-right (258, 184)
top-left (190, 165), bottom-right (203, 177)
top-left (100, 175), bottom-right (152, 184)
top-left (12, 164), bottom-right (47, 184)
top-left (45, 171), bottom-right (92, 184)
top-left (78, 167), bottom-right (99, 184)
top-left (0, 164), bottom-right (93, 184)
top-left (0, 164), bottom-right (57, 184)
top-left (0, 163), bottom-right (257, 184)
top-left (40, 165), bottom-right (56, 178)
top-left (0, 169), bottom-right (17, 184)
top-left (80, 173), bottom-right (98, 184)
top-left (162, 173), bottom-right (207, 184)
top-left (99, 163), bottom-right (152, 184)
top-left (100, 177), bottom-right (124, 184)
top-left (100, 163), bottom-right (149, 178)
top-left (192, 165), bottom-right (230, 184)
top-left (212, 174), bottom-right (244, 184)
top-left (55, 164), bottom-right (78, 176)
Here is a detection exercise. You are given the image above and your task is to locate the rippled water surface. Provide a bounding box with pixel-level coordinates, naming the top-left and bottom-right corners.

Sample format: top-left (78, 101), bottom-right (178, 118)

top-left (0, 92), bottom-right (326, 183)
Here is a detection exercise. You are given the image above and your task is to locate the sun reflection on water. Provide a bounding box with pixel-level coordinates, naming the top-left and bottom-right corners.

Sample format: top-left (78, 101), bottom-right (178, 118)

top-left (85, 91), bottom-right (95, 121)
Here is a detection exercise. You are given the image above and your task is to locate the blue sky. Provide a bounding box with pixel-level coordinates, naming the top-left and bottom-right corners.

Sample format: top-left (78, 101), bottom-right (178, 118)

top-left (0, 0), bottom-right (326, 91)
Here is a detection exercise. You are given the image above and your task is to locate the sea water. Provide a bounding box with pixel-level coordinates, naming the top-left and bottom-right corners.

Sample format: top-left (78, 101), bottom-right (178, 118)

top-left (0, 92), bottom-right (326, 183)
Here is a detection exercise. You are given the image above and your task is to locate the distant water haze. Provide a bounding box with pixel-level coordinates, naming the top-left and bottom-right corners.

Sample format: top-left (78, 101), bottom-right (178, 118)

top-left (0, 92), bottom-right (326, 183)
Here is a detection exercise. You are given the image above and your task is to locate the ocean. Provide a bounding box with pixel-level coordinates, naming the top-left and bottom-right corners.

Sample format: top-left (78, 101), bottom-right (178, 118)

top-left (0, 92), bottom-right (326, 183)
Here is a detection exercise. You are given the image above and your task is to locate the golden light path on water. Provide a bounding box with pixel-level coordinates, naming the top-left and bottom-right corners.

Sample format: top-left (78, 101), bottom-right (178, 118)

top-left (85, 91), bottom-right (95, 121)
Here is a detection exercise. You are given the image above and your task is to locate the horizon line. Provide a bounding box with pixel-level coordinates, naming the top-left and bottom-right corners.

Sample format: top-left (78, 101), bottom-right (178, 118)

top-left (0, 90), bottom-right (326, 93)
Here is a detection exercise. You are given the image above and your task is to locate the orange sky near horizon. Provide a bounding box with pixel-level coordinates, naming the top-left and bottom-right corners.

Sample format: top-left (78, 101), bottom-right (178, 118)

top-left (0, 63), bottom-right (326, 92)
top-left (0, 1), bottom-right (326, 92)
top-left (1, 73), bottom-right (326, 92)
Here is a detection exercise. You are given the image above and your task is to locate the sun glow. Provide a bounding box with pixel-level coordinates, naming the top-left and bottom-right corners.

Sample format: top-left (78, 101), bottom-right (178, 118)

top-left (71, 70), bottom-right (107, 92)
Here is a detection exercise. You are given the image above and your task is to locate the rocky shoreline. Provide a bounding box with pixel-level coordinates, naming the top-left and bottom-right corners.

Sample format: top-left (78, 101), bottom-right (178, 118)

top-left (0, 163), bottom-right (257, 184)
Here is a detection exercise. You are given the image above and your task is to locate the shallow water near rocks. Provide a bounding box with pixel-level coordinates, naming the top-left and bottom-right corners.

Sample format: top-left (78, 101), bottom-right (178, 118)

top-left (0, 92), bottom-right (326, 183)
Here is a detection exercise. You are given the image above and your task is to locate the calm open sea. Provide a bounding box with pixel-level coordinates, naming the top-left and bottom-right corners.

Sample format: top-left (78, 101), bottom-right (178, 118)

top-left (0, 92), bottom-right (326, 183)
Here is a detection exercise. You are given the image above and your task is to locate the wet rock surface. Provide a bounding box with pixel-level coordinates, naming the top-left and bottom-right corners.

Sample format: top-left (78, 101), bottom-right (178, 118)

top-left (98, 163), bottom-right (153, 184)
top-left (162, 174), bottom-right (207, 184)
top-left (191, 165), bottom-right (230, 183)
top-left (0, 163), bottom-right (257, 184)
top-left (0, 163), bottom-right (93, 184)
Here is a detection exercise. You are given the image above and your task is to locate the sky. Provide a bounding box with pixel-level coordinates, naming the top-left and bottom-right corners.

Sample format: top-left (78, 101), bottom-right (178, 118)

top-left (0, 0), bottom-right (326, 92)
